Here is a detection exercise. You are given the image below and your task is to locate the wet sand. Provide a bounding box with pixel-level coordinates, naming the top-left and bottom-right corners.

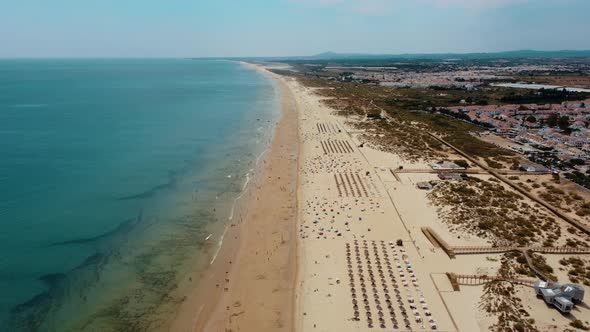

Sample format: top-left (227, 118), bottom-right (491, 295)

top-left (170, 65), bottom-right (299, 332)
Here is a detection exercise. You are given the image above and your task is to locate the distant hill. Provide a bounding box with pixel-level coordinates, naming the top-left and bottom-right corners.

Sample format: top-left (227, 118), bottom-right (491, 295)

top-left (196, 50), bottom-right (590, 62)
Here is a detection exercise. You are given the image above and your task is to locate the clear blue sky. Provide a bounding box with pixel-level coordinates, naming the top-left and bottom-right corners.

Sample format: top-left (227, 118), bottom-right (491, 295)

top-left (1, 0), bottom-right (589, 57)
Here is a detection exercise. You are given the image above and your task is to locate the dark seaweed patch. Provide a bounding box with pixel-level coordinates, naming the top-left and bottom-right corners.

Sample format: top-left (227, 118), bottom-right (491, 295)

top-left (49, 210), bottom-right (143, 247)
top-left (118, 171), bottom-right (180, 200)
top-left (39, 274), bottom-right (65, 287)
top-left (49, 218), bottom-right (135, 246)
top-left (118, 183), bottom-right (171, 200)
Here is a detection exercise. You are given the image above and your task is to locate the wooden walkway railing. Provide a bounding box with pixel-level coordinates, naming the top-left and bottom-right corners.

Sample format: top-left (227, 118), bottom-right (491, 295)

top-left (522, 250), bottom-right (552, 281)
top-left (422, 227), bottom-right (590, 257)
top-left (389, 169), bottom-right (401, 182)
top-left (447, 273), bottom-right (537, 289)
top-left (452, 245), bottom-right (590, 255)
top-left (422, 227), bottom-right (455, 258)
top-left (424, 227), bottom-right (590, 283)
top-left (394, 169), bottom-right (550, 175)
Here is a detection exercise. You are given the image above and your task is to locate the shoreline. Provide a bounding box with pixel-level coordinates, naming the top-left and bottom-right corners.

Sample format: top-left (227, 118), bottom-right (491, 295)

top-left (0, 59), bottom-right (285, 332)
top-left (169, 64), bottom-right (299, 332)
top-left (210, 144), bottom-right (270, 267)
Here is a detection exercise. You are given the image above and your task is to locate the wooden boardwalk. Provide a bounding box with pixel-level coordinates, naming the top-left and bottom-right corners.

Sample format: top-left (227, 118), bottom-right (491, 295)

top-left (422, 227), bottom-right (590, 257)
top-left (389, 169), bottom-right (402, 182)
top-left (423, 227), bottom-right (590, 282)
top-left (522, 249), bottom-right (553, 281)
top-left (446, 273), bottom-right (536, 290)
top-left (453, 245), bottom-right (590, 255)
top-left (421, 227), bottom-right (456, 258)
top-left (393, 168), bottom-right (550, 175)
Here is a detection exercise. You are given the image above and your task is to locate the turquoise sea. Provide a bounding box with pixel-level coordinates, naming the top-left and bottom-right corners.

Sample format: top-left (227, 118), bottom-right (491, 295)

top-left (0, 59), bottom-right (279, 331)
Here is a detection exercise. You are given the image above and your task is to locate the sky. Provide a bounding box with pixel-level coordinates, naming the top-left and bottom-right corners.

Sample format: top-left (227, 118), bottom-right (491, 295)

top-left (0, 0), bottom-right (589, 58)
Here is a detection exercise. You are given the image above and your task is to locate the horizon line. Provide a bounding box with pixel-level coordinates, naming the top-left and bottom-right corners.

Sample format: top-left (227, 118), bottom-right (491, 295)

top-left (2, 48), bottom-right (590, 60)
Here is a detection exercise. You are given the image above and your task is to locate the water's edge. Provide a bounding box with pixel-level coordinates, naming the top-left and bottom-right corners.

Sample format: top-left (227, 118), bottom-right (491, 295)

top-left (1, 60), bottom-right (281, 331)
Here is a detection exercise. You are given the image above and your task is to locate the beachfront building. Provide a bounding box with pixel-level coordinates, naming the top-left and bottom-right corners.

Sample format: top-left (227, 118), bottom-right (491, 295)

top-left (534, 281), bottom-right (585, 313)
top-left (519, 163), bottom-right (549, 172)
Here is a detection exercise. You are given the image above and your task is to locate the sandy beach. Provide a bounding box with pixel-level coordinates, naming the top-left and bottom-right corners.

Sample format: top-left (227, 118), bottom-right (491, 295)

top-left (171, 64), bottom-right (590, 332)
top-left (289, 78), bottom-right (458, 332)
top-left (4, 1), bottom-right (590, 331)
top-left (170, 65), bottom-right (299, 332)
top-left (284, 70), bottom-right (588, 331)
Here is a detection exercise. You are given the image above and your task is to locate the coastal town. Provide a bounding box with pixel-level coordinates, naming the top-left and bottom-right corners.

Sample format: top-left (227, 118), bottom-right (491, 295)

top-left (443, 99), bottom-right (590, 174)
top-left (327, 62), bottom-right (590, 91)
top-left (281, 57), bottom-right (590, 192)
